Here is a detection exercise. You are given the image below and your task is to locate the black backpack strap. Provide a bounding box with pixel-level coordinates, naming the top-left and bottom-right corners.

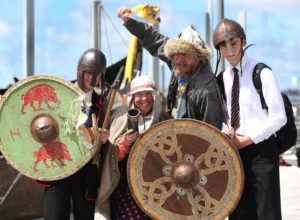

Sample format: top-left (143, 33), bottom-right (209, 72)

top-left (252, 63), bottom-right (271, 110)
top-left (216, 69), bottom-right (226, 102)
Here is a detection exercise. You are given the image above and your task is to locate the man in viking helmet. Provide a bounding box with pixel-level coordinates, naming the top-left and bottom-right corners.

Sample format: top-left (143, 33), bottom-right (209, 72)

top-left (42, 48), bottom-right (110, 220)
top-left (117, 6), bottom-right (224, 130)
top-left (213, 19), bottom-right (286, 220)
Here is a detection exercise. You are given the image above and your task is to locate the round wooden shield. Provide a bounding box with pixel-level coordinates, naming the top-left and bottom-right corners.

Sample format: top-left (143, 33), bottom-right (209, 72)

top-left (0, 75), bottom-right (97, 181)
top-left (128, 119), bottom-right (244, 220)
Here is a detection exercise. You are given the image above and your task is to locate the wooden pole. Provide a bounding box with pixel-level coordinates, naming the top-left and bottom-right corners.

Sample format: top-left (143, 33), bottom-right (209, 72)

top-left (92, 66), bottom-right (124, 164)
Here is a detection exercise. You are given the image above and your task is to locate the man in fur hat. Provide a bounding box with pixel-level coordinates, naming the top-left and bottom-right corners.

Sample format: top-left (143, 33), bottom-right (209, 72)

top-left (117, 6), bottom-right (224, 129)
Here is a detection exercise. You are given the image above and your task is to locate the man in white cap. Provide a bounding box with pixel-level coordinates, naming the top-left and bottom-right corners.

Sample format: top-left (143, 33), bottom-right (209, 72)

top-left (96, 75), bottom-right (170, 219)
top-left (117, 6), bottom-right (224, 129)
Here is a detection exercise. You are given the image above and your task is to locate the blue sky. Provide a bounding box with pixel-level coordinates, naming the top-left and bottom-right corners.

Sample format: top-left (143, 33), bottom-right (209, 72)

top-left (0, 0), bottom-right (300, 91)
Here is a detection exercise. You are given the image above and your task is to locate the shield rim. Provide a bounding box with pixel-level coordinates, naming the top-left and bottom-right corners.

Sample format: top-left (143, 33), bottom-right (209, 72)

top-left (0, 75), bottom-right (97, 181)
top-left (127, 119), bottom-right (244, 220)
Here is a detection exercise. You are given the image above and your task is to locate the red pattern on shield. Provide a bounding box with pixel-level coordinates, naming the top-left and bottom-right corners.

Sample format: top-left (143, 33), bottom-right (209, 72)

top-left (33, 142), bottom-right (73, 172)
top-left (20, 84), bottom-right (60, 115)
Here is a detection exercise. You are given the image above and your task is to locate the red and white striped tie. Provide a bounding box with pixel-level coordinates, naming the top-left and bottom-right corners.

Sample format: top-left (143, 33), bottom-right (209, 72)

top-left (231, 68), bottom-right (240, 130)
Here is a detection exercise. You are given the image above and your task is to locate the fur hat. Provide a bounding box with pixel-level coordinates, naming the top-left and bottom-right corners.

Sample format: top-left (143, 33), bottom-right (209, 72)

top-left (164, 25), bottom-right (211, 61)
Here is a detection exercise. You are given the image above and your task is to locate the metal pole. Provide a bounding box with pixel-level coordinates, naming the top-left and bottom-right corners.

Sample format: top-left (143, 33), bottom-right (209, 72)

top-left (217, 0), bottom-right (224, 21)
top-left (205, 12), bottom-right (210, 48)
top-left (207, 0), bottom-right (214, 67)
top-left (217, 0), bottom-right (224, 71)
top-left (207, 0), bottom-right (213, 49)
top-left (159, 64), bottom-right (165, 94)
top-left (98, 1), bottom-right (102, 50)
top-left (23, 0), bottom-right (34, 77)
top-left (92, 0), bottom-right (101, 49)
top-left (237, 10), bottom-right (246, 33)
top-left (0, 173), bottom-right (22, 208)
top-left (149, 23), bottom-right (160, 90)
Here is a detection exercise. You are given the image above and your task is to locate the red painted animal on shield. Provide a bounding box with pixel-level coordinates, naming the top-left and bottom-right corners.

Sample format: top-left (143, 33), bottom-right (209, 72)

top-left (33, 142), bottom-right (73, 172)
top-left (21, 84), bottom-right (60, 115)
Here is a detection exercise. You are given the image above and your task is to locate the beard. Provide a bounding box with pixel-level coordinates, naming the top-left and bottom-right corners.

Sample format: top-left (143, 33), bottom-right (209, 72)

top-left (172, 61), bottom-right (196, 78)
top-left (174, 68), bottom-right (182, 78)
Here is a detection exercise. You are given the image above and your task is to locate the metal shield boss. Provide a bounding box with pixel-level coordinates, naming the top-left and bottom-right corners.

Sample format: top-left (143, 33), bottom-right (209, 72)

top-left (128, 119), bottom-right (244, 220)
top-left (0, 75), bottom-right (97, 181)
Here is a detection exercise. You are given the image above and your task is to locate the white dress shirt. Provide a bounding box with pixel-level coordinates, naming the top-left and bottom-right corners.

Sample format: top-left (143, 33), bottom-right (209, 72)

top-left (222, 54), bottom-right (287, 144)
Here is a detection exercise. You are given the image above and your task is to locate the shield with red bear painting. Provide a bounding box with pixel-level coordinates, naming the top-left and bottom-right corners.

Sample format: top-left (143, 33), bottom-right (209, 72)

top-left (0, 75), bottom-right (98, 181)
top-left (127, 119), bottom-right (244, 220)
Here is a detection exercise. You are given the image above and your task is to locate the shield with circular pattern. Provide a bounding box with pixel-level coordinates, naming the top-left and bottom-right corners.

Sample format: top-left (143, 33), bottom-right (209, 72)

top-left (0, 75), bottom-right (97, 181)
top-left (127, 119), bottom-right (244, 220)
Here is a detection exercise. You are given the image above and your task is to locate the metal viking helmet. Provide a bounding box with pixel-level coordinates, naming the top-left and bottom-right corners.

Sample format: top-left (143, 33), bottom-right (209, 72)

top-left (77, 48), bottom-right (107, 90)
top-left (212, 18), bottom-right (246, 50)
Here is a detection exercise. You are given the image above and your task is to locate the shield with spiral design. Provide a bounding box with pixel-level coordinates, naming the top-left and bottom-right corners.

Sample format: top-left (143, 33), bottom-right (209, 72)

top-left (127, 119), bottom-right (244, 220)
top-left (0, 75), bottom-right (99, 181)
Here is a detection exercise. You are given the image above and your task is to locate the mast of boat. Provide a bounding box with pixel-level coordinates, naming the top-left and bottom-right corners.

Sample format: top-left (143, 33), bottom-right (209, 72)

top-left (23, 0), bottom-right (35, 77)
top-left (92, 0), bottom-right (102, 50)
